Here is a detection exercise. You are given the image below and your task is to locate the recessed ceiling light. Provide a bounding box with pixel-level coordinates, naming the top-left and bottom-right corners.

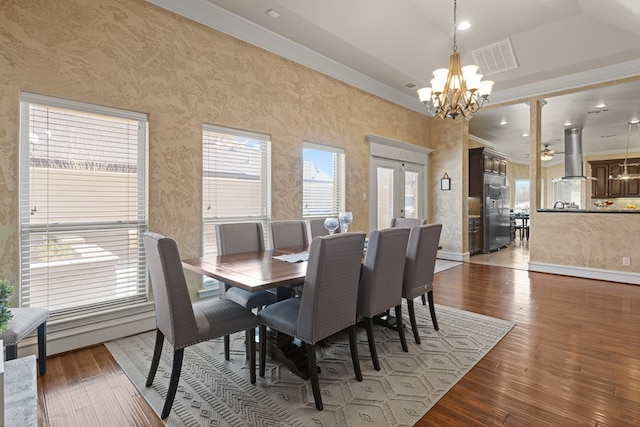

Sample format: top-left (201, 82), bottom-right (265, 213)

top-left (563, 121), bottom-right (572, 126)
top-left (458, 21), bottom-right (471, 31)
top-left (595, 103), bottom-right (607, 109)
top-left (499, 119), bottom-right (508, 125)
top-left (522, 132), bottom-right (529, 137)
top-left (266, 8), bottom-right (280, 18)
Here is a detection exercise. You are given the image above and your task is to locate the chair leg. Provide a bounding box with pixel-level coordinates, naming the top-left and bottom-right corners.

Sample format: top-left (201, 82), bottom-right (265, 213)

top-left (394, 305), bottom-right (408, 352)
top-left (364, 317), bottom-right (380, 371)
top-left (348, 325), bottom-right (362, 381)
top-left (5, 344), bottom-right (17, 360)
top-left (407, 299), bottom-right (421, 344)
top-left (245, 328), bottom-right (256, 384)
top-left (161, 348), bottom-right (184, 419)
top-left (224, 334), bottom-right (230, 361)
top-left (258, 324), bottom-right (267, 378)
top-left (421, 294), bottom-right (426, 305)
top-left (306, 343), bottom-right (323, 411)
top-left (146, 329), bottom-right (164, 387)
top-left (427, 291), bottom-right (439, 331)
top-left (37, 321), bottom-right (47, 375)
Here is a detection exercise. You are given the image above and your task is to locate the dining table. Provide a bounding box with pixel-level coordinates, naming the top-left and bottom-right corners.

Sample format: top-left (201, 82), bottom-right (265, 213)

top-left (182, 246), bottom-right (313, 379)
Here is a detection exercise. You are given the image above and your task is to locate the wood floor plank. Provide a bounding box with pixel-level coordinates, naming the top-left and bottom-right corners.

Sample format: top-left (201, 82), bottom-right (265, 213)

top-left (35, 260), bottom-right (640, 426)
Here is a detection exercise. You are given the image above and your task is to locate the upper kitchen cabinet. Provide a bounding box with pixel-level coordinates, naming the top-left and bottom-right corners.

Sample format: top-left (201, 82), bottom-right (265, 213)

top-left (469, 147), bottom-right (509, 197)
top-left (481, 150), bottom-right (508, 175)
top-left (590, 158), bottom-right (640, 198)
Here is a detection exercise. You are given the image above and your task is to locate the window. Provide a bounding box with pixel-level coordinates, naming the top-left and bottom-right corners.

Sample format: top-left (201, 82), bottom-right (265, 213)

top-left (19, 93), bottom-right (148, 319)
top-left (202, 125), bottom-right (271, 257)
top-left (514, 179), bottom-right (530, 212)
top-left (302, 142), bottom-right (345, 217)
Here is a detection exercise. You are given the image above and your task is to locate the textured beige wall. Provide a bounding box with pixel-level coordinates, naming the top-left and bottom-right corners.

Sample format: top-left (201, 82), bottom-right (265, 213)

top-left (0, 0), bottom-right (449, 297)
top-left (532, 212), bottom-right (640, 269)
top-left (430, 118), bottom-right (466, 254)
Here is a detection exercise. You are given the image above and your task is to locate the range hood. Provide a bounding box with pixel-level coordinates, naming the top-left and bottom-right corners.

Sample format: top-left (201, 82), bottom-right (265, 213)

top-left (559, 128), bottom-right (595, 180)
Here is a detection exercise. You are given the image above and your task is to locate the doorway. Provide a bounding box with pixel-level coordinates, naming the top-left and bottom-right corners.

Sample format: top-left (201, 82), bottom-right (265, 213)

top-left (366, 135), bottom-right (431, 232)
top-left (371, 157), bottom-right (424, 230)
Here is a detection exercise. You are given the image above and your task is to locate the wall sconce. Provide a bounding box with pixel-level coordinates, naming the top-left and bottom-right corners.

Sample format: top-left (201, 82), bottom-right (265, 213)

top-left (441, 173), bottom-right (451, 191)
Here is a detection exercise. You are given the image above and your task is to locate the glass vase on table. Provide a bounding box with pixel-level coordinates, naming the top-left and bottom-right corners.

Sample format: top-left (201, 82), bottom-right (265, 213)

top-left (323, 218), bottom-right (339, 234)
top-left (338, 211), bottom-right (353, 233)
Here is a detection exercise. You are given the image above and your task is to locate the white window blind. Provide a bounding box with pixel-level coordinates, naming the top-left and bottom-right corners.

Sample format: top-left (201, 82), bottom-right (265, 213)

top-left (202, 125), bottom-right (271, 257)
top-left (19, 93), bottom-right (148, 320)
top-left (303, 142), bottom-right (345, 218)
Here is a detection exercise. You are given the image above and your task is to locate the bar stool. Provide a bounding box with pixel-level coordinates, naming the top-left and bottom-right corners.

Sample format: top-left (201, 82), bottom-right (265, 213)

top-left (0, 307), bottom-right (49, 375)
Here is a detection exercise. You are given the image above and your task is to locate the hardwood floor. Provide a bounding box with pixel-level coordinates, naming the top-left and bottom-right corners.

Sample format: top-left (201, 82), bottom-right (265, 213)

top-left (468, 237), bottom-right (530, 270)
top-left (36, 263), bottom-right (640, 426)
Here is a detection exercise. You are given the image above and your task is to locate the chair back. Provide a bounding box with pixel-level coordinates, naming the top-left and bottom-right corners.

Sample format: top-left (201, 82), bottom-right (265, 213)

top-left (305, 218), bottom-right (330, 240)
top-left (357, 228), bottom-right (409, 317)
top-left (142, 232), bottom-right (198, 348)
top-left (215, 222), bottom-right (265, 255)
top-left (297, 232), bottom-right (365, 343)
top-left (402, 223), bottom-right (443, 300)
top-left (390, 217), bottom-right (427, 228)
top-left (269, 220), bottom-right (308, 249)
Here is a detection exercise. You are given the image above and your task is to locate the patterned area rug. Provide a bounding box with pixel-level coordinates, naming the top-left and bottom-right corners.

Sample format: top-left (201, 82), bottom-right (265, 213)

top-left (106, 302), bottom-right (514, 427)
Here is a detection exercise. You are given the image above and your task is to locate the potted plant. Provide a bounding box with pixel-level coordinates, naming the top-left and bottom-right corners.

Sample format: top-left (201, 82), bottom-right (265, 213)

top-left (0, 279), bottom-right (14, 333)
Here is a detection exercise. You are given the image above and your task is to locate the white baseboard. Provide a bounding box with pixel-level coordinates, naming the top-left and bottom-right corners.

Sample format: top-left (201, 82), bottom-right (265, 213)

top-left (13, 303), bottom-right (156, 359)
top-left (437, 250), bottom-right (466, 262)
top-left (528, 262), bottom-right (640, 285)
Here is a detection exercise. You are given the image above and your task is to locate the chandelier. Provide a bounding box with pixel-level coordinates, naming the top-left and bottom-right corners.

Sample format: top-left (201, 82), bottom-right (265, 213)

top-left (417, 0), bottom-right (494, 119)
top-left (612, 121), bottom-right (640, 180)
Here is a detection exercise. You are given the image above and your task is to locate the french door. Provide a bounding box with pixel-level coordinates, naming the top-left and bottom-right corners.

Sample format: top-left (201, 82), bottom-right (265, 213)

top-left (370, 157), bottom-right (424, 231)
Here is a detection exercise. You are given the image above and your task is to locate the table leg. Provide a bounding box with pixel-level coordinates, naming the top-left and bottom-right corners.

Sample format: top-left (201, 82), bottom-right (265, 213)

top-left (265, 331), bottom-right (310, 379)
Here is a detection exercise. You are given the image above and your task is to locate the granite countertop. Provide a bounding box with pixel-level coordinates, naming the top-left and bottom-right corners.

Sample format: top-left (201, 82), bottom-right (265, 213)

top-left (537, 209), bottom-right (640, 214)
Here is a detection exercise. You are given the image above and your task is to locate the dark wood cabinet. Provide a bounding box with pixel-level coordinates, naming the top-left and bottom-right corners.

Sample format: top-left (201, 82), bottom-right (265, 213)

top-left (590, 158), bottom-right (640, 198)
top-left (469, 147), bottom-right (509, 197)
top-left (469, 217), bottom-right (482, 255)
top-left (628, 164), bottom-right (640, 196)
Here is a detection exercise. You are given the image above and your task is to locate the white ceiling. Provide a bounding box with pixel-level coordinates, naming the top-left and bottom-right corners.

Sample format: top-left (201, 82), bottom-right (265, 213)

top-left (147, 0), bottom-right (640, 164)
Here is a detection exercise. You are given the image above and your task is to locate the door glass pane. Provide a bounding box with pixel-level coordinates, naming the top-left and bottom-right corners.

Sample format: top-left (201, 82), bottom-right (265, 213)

top-left (377, 166), bottom-right (394, 229)
top-left (404, 170), bottom-right (418, 219)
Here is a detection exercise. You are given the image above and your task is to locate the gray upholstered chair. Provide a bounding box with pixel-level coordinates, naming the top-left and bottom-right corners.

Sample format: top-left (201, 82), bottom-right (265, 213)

top-left (269, 220), bottom-right (309, 294)
top-left (257, 232), bottom-right (366, 411)
top-left (390, 217), bottom-right (427, 228)
top-left (0, 307), bottom-right (49, 375)
top-left (142, 232), bottom-right (258, 419)
top-left (216, 222), bottom-right (278, 358)
top-left (305, 218), bottom-right (330, 240)
top-left (402, 223), bottom-right (443, 344)
top-left (357, 227), bottom-right (410, 371)
top-left (269, 220), bottom-right (309, 250)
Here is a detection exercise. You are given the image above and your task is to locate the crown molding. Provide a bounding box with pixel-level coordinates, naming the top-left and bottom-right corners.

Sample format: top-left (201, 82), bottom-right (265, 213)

top-left (146, 0), bottom-right (640, 116)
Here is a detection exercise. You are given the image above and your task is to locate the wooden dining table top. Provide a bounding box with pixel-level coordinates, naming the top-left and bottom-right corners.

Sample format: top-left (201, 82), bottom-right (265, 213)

top-left (182, 246), bottom-right (309, 292)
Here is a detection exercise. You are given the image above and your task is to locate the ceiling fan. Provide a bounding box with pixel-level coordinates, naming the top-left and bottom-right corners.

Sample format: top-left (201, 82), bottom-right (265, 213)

top-left (540, 144), bottom-right (565, 161)
top-left (541, 144), bottom-right (555, 161)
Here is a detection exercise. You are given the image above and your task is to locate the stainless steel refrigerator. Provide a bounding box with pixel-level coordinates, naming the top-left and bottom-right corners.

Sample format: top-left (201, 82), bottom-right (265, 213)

top-left (482, 175), bottom-right (511, 253)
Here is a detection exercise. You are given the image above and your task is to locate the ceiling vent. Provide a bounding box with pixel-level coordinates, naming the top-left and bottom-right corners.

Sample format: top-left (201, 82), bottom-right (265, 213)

top-left (586, 108), bottom-right (611, 115)
top-left (471, 38), bottom-right (519, 76)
